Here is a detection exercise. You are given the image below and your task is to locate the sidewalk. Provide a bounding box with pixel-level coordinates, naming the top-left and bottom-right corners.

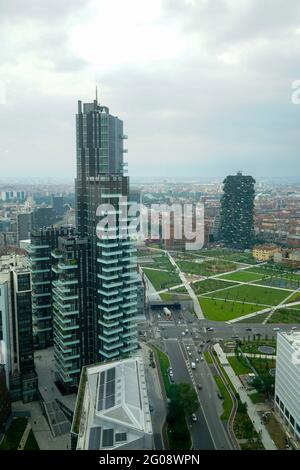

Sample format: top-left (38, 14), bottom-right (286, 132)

top-left (214, 344), bottom-right (277, 450)
top-left (18, 422), bottom-right (31, 450)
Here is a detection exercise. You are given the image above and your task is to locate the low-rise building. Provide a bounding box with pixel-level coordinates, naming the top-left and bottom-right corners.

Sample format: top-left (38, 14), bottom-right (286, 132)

top-left (71, 356), bottom-right (153, 450)
top-left (275, 332), bottom-right (300, 444)
top-left (252, 244), bottom-right (281, 261)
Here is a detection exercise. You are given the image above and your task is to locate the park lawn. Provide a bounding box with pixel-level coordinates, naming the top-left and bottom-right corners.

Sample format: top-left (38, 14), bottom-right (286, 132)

top-left (289, 291), bottom-right (300, 303)
top-left (227, 357), bottom-right (252, 375)
top-left (196, 248), bottom-right (258, 264)
top-left (199, 297), bottom-right (261, 321)
top-left (213, 375), bottom-right (233, 421)
top-left (204, 284), bottom-right (290, 306)
top-left (0, 417), bottom-right (28, 450)
top-left (160, 292), bottom-right (189, 301)
top-left (219, 271), bottom-right (267, 283)
top-left (191, 278), bottom-right (237, 295)
top-left (142, 268), bottom-right (181, 291)
top-left (177, 259), bottom-right (237, 277)
top-left (24, 430), bottom-right (39, 450)
top-left (268, 308), bottom-right (300, 324)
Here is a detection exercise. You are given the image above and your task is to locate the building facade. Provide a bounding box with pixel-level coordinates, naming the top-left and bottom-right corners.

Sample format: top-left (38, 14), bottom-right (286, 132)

top-left (0, 259), bottom-right (38, 403)
top-left (220, 172), bottom-right (256, 249)
top-left (275, 332), bottom-right (300, 444)
top-left (75, 97), bottom-right (138, 364)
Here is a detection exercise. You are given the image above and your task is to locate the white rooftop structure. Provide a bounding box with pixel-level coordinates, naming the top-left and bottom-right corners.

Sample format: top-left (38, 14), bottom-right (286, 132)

top-left (73, 355), bottom-right (153, 450)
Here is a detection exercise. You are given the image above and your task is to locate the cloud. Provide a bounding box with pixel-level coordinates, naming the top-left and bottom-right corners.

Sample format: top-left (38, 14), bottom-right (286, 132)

top-left (0, 0), bottom-right (300, 178)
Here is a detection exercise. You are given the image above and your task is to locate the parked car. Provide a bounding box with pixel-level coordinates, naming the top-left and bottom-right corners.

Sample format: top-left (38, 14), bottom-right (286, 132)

top-left (217, 392), bottom-right (224, 400)
top-left (273, 327), bottom-right (280, 331)
top-left (197, 384), bottom-right (202, 390)
top-left (191, 413), bottom-right (197, 422)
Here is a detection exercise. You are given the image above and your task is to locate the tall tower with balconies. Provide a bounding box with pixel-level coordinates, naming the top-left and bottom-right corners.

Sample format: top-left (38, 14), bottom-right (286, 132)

top-left (75, 96), bottom-right (138, 364)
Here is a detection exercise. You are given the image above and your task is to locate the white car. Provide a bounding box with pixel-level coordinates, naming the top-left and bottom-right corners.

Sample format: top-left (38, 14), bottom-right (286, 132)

top-left (273, 327), bottom-right (280, 331)
top-left (291, 327), bottom-right (298, 330)
top-left (188, 352), bottom-right (192, 357)
top-left (182, 331), bottom-right (185, 336)
top-left (196, 358), bottom-right (199, 363)
top-left (191, 413), bottom-right (197, 422)
top-left (185, 329), bottom-right (189, 333)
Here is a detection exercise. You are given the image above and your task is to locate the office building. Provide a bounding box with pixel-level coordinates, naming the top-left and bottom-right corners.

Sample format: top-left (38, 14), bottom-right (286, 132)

top-left (16, 212), bottom-right (31, 247)
top-left (29, 227), bottom-right (72, 349)
top-left (31, 207), bottom-right (55, 230)
top-left (71, 356), bottom-right (153, 450)
top-left (52, 196), bottom-right (65, 218)
top-left (0, 257), bottom-right (38, 403)
top-left (220, 172), bottom-right (256, 249)
top-left (275, 332), bottom-right (300, 444)
top-left (75, 96), bottom-right (138, 363)
top-left (52, 234), bottom-right (88, 392)
top-left (0, 365), bottom-right (11, 435)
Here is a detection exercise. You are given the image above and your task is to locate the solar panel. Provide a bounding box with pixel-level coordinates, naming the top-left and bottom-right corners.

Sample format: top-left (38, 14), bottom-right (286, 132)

top-left (105, 368), bottom-right (116, 409)
top-left (102, 428), bottom-right (114, 447)
top-left (97, 372), bottom-right (105, 411)
top-left (89, 427), bottom-right (101, 450)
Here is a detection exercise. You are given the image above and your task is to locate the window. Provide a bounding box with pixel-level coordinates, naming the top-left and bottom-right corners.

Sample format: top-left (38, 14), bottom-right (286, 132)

top-left (115, 432), bottom-right (127, 443)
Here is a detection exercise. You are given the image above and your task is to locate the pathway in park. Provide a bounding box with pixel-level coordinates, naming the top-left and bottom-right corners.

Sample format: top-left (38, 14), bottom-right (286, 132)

top-left (165, 251), bottom-right (204, 320)
top-left (214, 344), bottom-right (277, 450)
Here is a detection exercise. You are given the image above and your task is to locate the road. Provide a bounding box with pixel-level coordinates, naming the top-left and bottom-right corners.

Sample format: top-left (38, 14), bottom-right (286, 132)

top-left (165, 340), bottom-right (216, 450)
top-left (139, 304), bottom-right (300, 450)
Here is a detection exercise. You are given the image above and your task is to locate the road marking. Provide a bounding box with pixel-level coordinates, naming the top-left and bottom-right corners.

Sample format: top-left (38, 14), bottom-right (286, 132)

top-left (178, 341), bottom-right (217, 450)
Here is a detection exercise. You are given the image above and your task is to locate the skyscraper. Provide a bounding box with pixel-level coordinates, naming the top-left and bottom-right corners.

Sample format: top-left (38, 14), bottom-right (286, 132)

top-left (220, 172), bottom-right (256, 249)
top-left (75, 97), bottom-right (138, 363)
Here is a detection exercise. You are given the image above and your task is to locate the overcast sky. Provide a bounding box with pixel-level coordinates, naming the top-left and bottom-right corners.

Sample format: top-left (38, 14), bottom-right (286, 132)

top-left (0, 0), bottom-right (300, 179)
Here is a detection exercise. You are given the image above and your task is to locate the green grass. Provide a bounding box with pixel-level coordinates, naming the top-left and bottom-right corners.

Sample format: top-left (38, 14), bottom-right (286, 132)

top-left (153, 347), bottom-right (174, 397)
top-left (195, 248), bottom-right (258, 264)
top-left (239, 340), bottom-right (277, 356)
top-left (219, 271), bottom-right (266, 283)
top-left (0, 417), bottom-right (28, 450)
top-left (227, 357), bottom-right (252, 375)
top-left (267, 308), bottom-right (300, 324)
top-left (199, 297), bottom-right (262, 321)
top-left (249, 392), bottom-right (267, 404)
top-left (160, 292), bottom-right (189, 301)
top-left (213, 376), bottom-right (233, 421)
top-left (204, 284), bottom-right (290, 306)
top-left (24, 430), bottom-right (39, 450)
top-left (176, 259), bottom-right (237, 277)
top-left (191, 278), bottom-right (237, 295)
top-left (142, 268), bottom-right (181, 291)
top-left (204, 351), bottom-right (213, 364)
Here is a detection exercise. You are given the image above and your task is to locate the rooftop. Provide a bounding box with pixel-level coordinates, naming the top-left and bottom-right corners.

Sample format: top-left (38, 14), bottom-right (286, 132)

top-left (73, 355), bottom-right (153, 450)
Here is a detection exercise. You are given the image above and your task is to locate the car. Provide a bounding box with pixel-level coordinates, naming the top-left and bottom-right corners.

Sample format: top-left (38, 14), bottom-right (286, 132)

top-left (197, 384), bottom-right (202, 390)
top-left (185, 329), bottom-right (189, 333)
top-left (191, 362), bottom-right (196, 369)
top-left (188, 352), bottom-right (192, 357)
top-left (246, 328), bottom-right (252, 332)
top-left (206, 339), bottom-right (211, 343)
top-left (170, 376), bottom-right (175, 383)
top-left (217, 392), bottom-right (224, 400)
top-left (291, 327), bottom-right (298, 330)
top-left (191, 413), bottom-right (197, 422)
top-left (186, 346), bottom-right (190, 351)
top-left (149, 404), bottom-right (154, 412)
top-left (207, 327), bottom-right (214, 332)
top-left (273, 327), bottom-right (280, 331)
top-left (196, 358), bottom-right (199, 363)
top-left (200, 356), bottom-right (204, 362)
top-left (182, 332), bottom-right (185, 336)
top-left (232, 335), bottom-right (239, 339)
